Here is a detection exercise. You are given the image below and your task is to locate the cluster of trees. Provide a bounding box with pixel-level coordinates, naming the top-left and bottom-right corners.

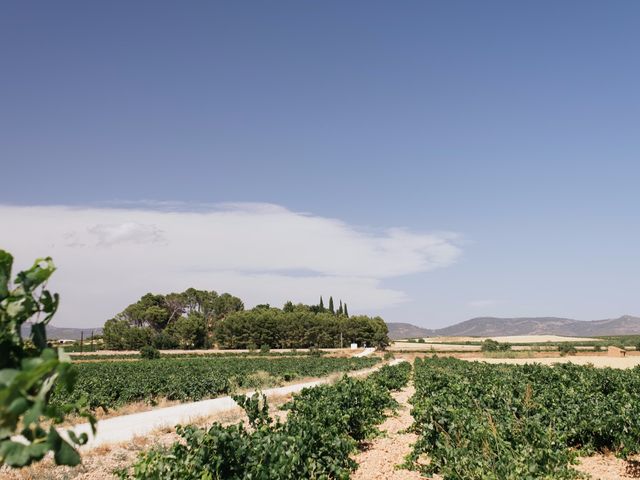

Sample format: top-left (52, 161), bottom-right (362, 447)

top-left (480, 339), bottom-right (511, 352)
top-left (103, 291), bottom-right (390, 350)
top-left (216, 307), bottom-right (388, 349)
top-left (103, 288), bottom-right (244, 350)
top-left (303, 296), bottom-right (349, 316)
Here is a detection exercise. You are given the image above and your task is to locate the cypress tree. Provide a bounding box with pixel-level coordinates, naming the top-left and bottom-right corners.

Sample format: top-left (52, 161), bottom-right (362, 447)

top-left (344, 303), bottom-right (349, 317)
top-left (319, 296), bottom-right (324, 311)
top-left (328, 296), bottom-right (335, 314)
top-left (338, 300), bottom-right (343, 315)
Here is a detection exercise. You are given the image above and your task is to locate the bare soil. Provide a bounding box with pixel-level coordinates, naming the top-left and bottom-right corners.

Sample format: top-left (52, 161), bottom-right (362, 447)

top-left (352, 385), bottom-right (428, 480)
top-left (577, 454), bottom-right (640, 479)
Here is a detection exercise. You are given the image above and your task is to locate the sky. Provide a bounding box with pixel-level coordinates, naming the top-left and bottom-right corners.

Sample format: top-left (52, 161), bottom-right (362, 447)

top-left (1, 1), bottom-right (639, 328)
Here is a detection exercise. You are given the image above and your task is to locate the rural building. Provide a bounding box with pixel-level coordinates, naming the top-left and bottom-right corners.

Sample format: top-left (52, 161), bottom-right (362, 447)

top-left (607, 346), bottom-right (626, 357)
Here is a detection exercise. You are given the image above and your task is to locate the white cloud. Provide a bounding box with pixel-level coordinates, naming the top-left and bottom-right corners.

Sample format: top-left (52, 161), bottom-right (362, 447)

top-left (469, 299), bottom-right (497, 308)
top-left (88, 222), bottom-right (166, 246)
top-left (0, 203), bottom-right (462, 327)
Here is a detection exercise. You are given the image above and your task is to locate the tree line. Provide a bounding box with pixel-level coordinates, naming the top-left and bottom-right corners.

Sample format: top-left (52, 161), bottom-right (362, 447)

top-left (102, 290), bottom-right (389, 350)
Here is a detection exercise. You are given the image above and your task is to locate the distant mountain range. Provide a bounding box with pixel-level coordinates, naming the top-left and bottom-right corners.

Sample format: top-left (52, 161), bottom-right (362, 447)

top-left (387, 315), bottom-right (640, 340)
top-left (20, 324), bottom-right (102, 341)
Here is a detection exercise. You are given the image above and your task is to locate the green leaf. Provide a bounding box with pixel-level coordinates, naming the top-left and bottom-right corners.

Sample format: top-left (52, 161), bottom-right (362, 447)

top-left (0, 250), bottom-right (12, 300)
top-left (16, 257), bottom-right (55, 291)
top-left (40, 290), bottom-right (59, 314)
top-left (31, 322), bottom-right (47, 350)
top-left (56, 440), bottom-right (81, 466)
top-left (23, 400), bottom-right (44, 427)
top-left (0, 369), bottom-right (19, 386)
top-left (7, 397), bottom-right (29, 416)
top-left (0, 440), bottom-right (31, 467)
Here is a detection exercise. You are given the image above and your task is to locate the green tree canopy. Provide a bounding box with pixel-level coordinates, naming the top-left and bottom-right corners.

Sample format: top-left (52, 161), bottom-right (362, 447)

top-left (103, 289), bottom-right (243, 349)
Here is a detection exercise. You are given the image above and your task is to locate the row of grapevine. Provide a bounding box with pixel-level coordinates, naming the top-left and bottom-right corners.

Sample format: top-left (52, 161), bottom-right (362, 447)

top-left (69, 349), bottom-right (327, 361)
top-left (119, 361), bottom-right (411, 479)
top-left (51, 356), bottom-right (379, 410)
top-left (409, 357), bottom-right (640, 479)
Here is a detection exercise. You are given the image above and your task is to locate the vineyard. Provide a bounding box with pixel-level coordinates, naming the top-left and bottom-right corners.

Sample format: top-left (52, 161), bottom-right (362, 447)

top-left (68, 349), bottom-right (328, 361)
top-left (119, 361), bottom-right (412, 479)
top-left (51, 356), bottom-right (379, 411)
top-left (408, 357), bottom-right (640, 479)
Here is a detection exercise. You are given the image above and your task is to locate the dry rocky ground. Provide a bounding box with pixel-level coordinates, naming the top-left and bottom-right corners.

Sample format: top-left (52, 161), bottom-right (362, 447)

top-left (352, 385), bottom-right (426, 480)
top-left (577, 455), bottom-right (640, 479)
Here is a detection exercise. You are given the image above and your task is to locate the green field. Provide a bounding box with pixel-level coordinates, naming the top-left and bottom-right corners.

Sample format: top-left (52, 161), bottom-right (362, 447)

top-left (52, 356), bottom-right (379, 410)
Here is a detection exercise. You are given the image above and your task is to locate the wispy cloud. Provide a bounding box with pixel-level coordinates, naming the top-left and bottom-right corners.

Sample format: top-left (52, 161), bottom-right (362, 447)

top-left (88, 222), bottom-right (166, 246)
top-left (0, 203), bottom-right (462, 327)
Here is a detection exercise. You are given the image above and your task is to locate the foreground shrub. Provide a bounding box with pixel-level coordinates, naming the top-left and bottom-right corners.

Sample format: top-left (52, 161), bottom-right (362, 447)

top-left (139, 345), bottom-right (160, 360)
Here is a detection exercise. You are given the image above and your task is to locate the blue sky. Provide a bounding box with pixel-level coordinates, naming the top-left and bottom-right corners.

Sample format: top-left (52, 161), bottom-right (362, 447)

top-left (1, 1), bottom-right (639, 328)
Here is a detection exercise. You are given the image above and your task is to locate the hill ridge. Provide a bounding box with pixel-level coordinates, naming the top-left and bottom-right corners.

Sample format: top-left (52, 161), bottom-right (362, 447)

top-left (387, 315), bottom-right (640, 339)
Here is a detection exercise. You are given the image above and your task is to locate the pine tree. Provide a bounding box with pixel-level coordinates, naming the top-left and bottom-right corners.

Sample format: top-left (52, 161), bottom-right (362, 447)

top-left (344, 303), bottom-right (349, 317)
top-left (328, 296), bottom-right (335, 314)
top-left (319, 296), bottom-right (324, 311)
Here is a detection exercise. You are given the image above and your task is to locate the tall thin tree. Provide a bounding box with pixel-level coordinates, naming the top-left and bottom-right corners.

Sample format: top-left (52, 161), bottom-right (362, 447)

top-left (328, 296), bottom-right (335, 314)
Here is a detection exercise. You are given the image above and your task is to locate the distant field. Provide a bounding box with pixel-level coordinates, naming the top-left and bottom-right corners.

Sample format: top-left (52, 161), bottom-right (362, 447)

top-left (429, 334), bottom-right (601, 343)
top-left (389, 337), bottom-right (580, 351)
top-left (389, 342), bottom-right (481, 352)
top-left (476, 355), bottom-right (640, 369)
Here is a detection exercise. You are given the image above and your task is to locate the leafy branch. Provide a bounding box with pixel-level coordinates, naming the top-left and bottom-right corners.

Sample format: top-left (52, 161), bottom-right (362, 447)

top-left (0, 250), bottom-right (96, 468)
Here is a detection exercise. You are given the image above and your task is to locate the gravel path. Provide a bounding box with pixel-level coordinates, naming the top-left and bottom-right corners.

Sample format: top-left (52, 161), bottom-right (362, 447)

top-left (354, 347), bottom-right (376, 357)
top-left (352, 384), bottom-right (427, 480)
